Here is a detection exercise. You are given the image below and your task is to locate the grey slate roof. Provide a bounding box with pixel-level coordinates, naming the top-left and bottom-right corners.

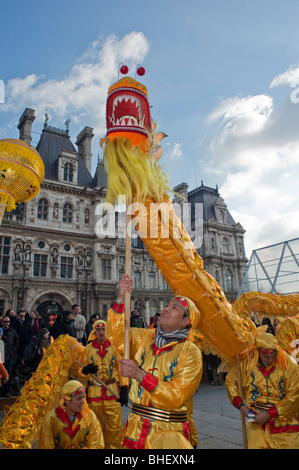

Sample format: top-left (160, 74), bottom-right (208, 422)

top-left (36, 125), bottom-right (103, 188)
top-left (188, 184), bottom-right (237, 225)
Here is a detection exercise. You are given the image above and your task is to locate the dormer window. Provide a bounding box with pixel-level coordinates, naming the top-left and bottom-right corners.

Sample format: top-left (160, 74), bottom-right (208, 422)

top-left (58, 149), bottom-right (78, 184)
top-left (63, 162), bottom-right (74, 182)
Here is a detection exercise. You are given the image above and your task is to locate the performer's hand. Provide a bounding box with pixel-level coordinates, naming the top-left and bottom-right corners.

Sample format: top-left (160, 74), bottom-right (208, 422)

top-left (117, 274), bottom-right (133, 303)
top-left (119, 359), bottom-right (144, 382)
top-left (117, 386), bottom-right (129, 406)
top-left (239, 405), bottom-right (251, 418)
top-left (82, 363), bottom-right (98, 375)
top-left (253, 411), bottom-right (270, 424)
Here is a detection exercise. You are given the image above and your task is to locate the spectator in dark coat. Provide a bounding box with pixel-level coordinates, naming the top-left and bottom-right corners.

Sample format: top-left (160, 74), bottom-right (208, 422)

top-left (54, 311), bottom-right (76, 339)
top-left (0, 315), bottom-right (19, 397)
top-left (11, 309), bottom-right (33, 361)
top-left (85, 313), bottom-right (100, 342)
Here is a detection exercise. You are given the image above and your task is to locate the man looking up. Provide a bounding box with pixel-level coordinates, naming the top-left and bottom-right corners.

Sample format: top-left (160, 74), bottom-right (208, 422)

top-left (108, 274), bottom-right (203, 449)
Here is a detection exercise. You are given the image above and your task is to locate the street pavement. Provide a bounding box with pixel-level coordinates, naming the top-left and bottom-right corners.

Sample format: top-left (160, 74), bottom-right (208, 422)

top-left (192, 382), bottom-right (244, 449)
top-left (0, 381), bottom-right (245, 450)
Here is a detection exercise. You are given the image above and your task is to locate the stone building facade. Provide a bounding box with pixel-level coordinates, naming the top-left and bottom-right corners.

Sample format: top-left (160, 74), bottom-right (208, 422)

top-left (0, 108), bottom-right (247, 328)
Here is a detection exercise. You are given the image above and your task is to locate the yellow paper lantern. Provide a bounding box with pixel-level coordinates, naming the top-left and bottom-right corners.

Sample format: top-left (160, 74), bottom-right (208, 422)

top-left (0, 138), bottom-right (45, 223)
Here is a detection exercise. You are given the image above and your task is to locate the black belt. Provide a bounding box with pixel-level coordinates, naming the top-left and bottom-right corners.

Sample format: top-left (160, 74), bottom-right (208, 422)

top-left (132, 403), bottom-right (187, 423)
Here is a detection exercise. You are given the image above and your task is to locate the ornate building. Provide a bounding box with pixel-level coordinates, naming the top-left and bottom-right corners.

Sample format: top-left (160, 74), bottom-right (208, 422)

top-left (0, 108), bottom-right (247, 327)
top-left (173, 182), bottom-right (248, 302)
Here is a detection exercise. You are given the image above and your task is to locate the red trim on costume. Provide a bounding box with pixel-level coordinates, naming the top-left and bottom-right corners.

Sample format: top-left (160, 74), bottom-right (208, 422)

top-left (123, 418), bottom-right (151, 449)
top-left (257, 364), bottom-right (276, 377)
top-left (92, 339), bottom-right (111, 359)
top-left (267, 405), bottom-right (278, 419)
top-left (112, 301), bottom-right (124, 314)
top-left (55, 407), bottom-right (81, 439)
top-left (232, 396), bottom-right (244, 409)
top-left (268, 420), bottom-right (299, 434)
top-left (258, 348), bottom-right (277, 355)
top-left (140, 372), bottom-right (159, 393)
top-left (183, 421), bottom-right (191, 442)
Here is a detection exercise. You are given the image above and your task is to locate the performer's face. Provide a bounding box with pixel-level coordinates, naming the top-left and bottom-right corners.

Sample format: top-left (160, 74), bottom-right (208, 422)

top-left (64, 394), bottom-right (85, 416)
top-left (95, 327), bottom-right (106, 345)
top-left (259, 351), bottom-right (277, 367)
top-left (159, 300), bottom-right (190, 333)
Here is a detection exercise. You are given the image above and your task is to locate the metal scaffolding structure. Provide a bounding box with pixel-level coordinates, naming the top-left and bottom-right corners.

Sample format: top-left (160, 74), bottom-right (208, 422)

top-left (238, 238), bottom-right (299, 296)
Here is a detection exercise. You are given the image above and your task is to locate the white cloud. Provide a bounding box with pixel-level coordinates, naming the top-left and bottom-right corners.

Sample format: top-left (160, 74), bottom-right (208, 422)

top-left (165, 142), bottom-right (183, 161)
top-left (2, 32), bottom-right (150, 135)
top-left (270, 64), bottom-right (299, 88)
top-left (206, 71), bottom-right (299, 256)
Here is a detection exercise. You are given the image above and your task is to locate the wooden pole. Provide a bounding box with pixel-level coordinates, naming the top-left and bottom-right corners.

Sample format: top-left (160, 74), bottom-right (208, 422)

top-left (124, 203), bottom-right (131, 359)
top-left (236, 354), bottom-right (248, 449)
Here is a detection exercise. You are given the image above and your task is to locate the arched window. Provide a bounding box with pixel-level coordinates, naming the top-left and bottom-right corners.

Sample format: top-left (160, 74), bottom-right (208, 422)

top-left (63, 162), bottom-right (74, 182)
top-left (63, 203), bottom-right (73, 223)
top-left (225, 268), bottom-right (233, 291)
top-left (37, 198), bottom-right (48, 220)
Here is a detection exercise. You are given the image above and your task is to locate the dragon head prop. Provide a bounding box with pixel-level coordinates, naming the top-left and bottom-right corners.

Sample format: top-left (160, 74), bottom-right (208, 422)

top-left (106, 75), bottom-right (151, 153)
top-left (101, 67), bottom-right (170, 205)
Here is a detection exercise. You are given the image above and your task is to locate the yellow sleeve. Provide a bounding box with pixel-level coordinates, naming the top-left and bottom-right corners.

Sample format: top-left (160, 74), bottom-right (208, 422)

top-left (86, 411), bottom-right (105, 449)
top-left (275, 360), bottom-right (299, 419)
top-left (38, 411), bottom-right (55, 449)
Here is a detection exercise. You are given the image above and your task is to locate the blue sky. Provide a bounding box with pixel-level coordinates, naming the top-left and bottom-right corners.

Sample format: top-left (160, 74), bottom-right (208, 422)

top-left (1, 0), bottom-right (299, 257)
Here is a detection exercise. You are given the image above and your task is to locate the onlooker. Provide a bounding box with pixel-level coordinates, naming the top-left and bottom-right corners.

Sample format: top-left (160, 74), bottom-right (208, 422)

top-left (49, 314), bottom-right (62, 340)
top-left (130, 308), bottom-right (146, 328)
top-left (0, 315), bottom-right (19, 397)
top-left (0, 328), bottom-right (9, 387)
top-left (6, 309), bottom-right (17, 328)
top-left (32, 328), bottom-right (51, 370)
top-left (85, 313), bottom-right (100, 342)
top-left (72, 304), bottom-right (86, 343)
top-left (54, 311), bottom-right (76, 339)
top-left (11, 309), bottom-right (33, 361)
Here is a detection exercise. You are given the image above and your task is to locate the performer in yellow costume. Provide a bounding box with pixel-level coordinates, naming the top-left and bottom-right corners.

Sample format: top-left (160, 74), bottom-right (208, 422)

top-left (225, 333), bottom-right (299, 449)
top-left (108, 274), bottom-right (203, 449)
top-left (39, 380), bottom-right (104, 449)
top-left (276, 314), bottom-right (299, 363)
top-left (80, 320), bottom-right (127, 449)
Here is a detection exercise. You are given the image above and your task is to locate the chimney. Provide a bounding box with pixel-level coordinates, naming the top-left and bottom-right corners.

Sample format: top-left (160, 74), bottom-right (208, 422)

top-left (18, 108), bottom-right (36, 145)
top-left (76, 126), bottom-right (94, 174)
top-left (173, 182), bottom-right (189, 203)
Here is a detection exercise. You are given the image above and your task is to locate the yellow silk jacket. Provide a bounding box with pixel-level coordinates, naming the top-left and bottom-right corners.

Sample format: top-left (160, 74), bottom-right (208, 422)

top-left (39, 406), bottom-right (104, 449)
top-left (225, 351), bottom-right (299, 435)
top-left (81, 339), bottom-right (126, 402)
top-left (108, 303), bottom-right (203, 449)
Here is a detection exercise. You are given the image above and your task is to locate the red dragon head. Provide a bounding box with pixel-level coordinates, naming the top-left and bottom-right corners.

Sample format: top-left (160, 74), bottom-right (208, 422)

top-left (105, 76), bottom-right (152, 152)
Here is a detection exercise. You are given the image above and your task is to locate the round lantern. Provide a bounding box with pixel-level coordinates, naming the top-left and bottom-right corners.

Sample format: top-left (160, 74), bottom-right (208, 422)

top-left (0, 138), bottom-right (45, 223)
